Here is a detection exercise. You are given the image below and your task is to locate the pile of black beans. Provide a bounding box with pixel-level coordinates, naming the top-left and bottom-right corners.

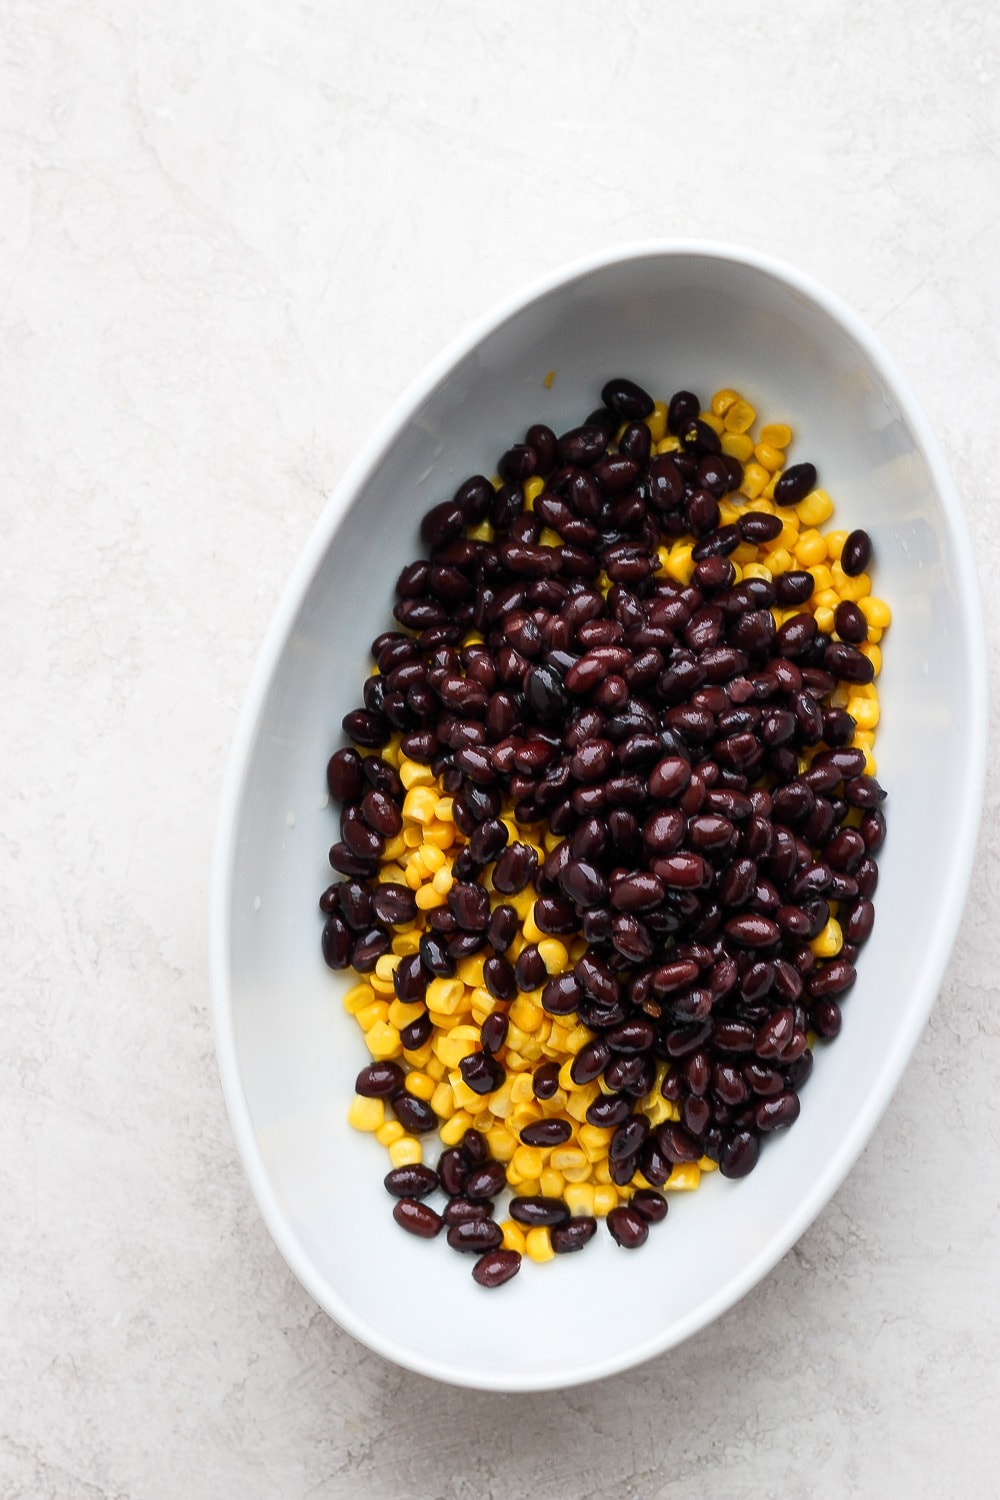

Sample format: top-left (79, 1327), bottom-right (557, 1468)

top-left (323, 376), bottom-right (885, 1273)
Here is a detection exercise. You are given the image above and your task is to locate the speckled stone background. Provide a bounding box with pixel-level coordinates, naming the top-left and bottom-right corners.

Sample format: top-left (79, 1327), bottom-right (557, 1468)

top-left (3, 2), bottom-right (999, 1495)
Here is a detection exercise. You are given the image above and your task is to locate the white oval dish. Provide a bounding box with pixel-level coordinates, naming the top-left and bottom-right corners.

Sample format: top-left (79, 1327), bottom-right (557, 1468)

top-left (211, 243), bottom-right (986, 1391)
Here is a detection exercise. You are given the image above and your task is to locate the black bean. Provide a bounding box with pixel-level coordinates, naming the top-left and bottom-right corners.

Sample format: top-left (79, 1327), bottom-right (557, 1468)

top-left (392, 1092), bottom-right (437, 1134)
top-left (393, 1198), bottom-right (444, 1238)
top-left (630, 1189), bottom-right (668, 1223)
top-left (520, 1119), bottom-right (573, 1147)
top-left (384, 1165), bottom-right (439, 1199)
top-left (465, 1162), bottom-right (507, 1200)
top-left (606, 1206), bottom-right (649, 1248)
top-left (551, 1217), bottom-right (598, 1254)
top-left (355, 1061), bottom-right (405, 1099)
top-left (473, 1248), bottom-right (522, 1286)
top-left (841, 528), bottom-right (872, 575)
top-left (773, 462), bottom-right (817, 506)
top-left (447, 1218), bottom-right (504, 1254)
top-left (719, 1130), bottom-right (760, 1178)
top-left (601, 376), bottom-right (654, 419)
top-left (509, 1196), bottom-right (570, 1228)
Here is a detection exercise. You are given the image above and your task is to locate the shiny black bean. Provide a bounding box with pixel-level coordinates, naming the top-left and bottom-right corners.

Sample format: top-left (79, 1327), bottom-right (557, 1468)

top-left (473, 1248), bottom-right (522, 1286)
top-left (392, 1091), bottom-right (437, 1134)
top-left (601, 376), bottom-right (654, 419)
top-left (459, 1051), bottom-right (504, 1095)
top-left (841, 528), bottom-right (872, 576)
top-left (321, 915), bottom-right (353, 969)
top-left (372, 883), bottom-right (417, 926)
top-left (630, 1189), bottom-right (668, 1223)
top-left (465, 1162), bottom-right (507, 1201)
top-left (509, 1196), bottom-right (570, 1228)
top-left (480, 1012), bottom-right (509, 1056)
top-left (719, 1129), bottom-right (760, 1178)
top-left (447, 1218), bottom-right (504, 1253)
top-left (551, 1217), bottom-right (598, 1254)
top-left (326, 747), bottom-right (364, 802)
top-left (355, 1062), bottom-right (405, 1100)
top-left (520, 1118), bottom-right (573, 1147)
top-left (393, 1198), bottom-right (444, 1238)
top-left (773, 461), bottom-right (817, 506)
top-left (532, 1061), bottom-right (561, 1100)
top-left (606, 1205), bottom-right (649, 1248)
top-left (384, 1164), bottom-right (439, 1199)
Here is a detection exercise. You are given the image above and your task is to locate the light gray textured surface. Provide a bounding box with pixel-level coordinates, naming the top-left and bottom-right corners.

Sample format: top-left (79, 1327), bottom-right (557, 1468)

top-left (2, 2), bottom-right (999, 1496)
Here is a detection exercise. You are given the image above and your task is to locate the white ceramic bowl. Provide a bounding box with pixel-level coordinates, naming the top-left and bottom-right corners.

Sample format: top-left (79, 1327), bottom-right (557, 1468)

top-left (211, 243), bottom-right (986, 1390)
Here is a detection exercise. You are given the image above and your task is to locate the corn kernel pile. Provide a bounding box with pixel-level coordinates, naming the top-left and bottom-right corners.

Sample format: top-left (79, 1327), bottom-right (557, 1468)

top-left (334, 384), bottom-right (890, 1269)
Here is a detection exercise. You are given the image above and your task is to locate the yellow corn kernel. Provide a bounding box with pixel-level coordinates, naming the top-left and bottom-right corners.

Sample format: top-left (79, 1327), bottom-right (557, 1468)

top-left (365, 1020), bottom-right (402, 1061)
top-left (400, 759), bottom-right (434, 790)
top-left (655, 435), bottom-right (682, 455)
top-left (343, 981), bottom-right (375, 1015)
top-left (848, 694), bottom-right (880, 730)
top-left (557, 1058), bottom-right (576, 1093)
top-left (859, 595), bottom-right (891, 628)
top-left (438, 1110), bottom-right (473, 1146)
top-left (861, 641), bottom-right (882, 675)
top-left (643, 1094), bottom-right (674, 1128)
top-left (741, 462), bottom-right (770, 499)
top-left (721, 430), bottom-right (755, 462)
top-left (760, 421), bottom-right (792, 448)
top-left (793, 530), bottom-right (827, 566)
top-left (402, 826), bottom-right (422, 848)
top-left (430, 866), bottom-right (453, 897)
top-left (486, 1124), bottom-right (517, 1161)
top-left (646, 400), bottom-right (668, 442)
top-left (764, 546), bottom-right (794, 577)
top-left (388, 1135), bottom-right (422, 1168)
top-left (525, 1226), bottom-right (555, 1263)
top-left (724, 398), bottom-right (756, 434)
top-left (711, 387), bottom-right (740, 417)
top-left (402, 1038), bottom-right (433, 1068)
top-left (426, 977), bottom-right (465, 1014)
top-left (523, 475), bottom-right (545, 508)
top-left (537, 938), bottom-right (569, 975)
top-left (382, 835), bottom-right (407, 862)
top-left (373, 953), bottom-right (399, 983)
top-left (402, 786), bottom-right (437, 824)
top-left (355, 999), bottom-right (389, 1032)
top-left (510, 1103), bottom-right (542, 1133)
top-left (430, 1080), bottom-right (456, 1119)
top-left (593, 1184), bottom-right (619, 1217)
top-left (500, 1219), bottom-right (527, 1254)
top-left (521, 905), bottom-right (544, 944)
top-left (718, 498), bottom-right (742, 526)
top-left (565, 1182), bottom-right (596, 1217)
top-left (433, 797), bottom-right (454, 824)
top-left (454, 955), bottom-right (484, 989)
top-left (404, 1070), bottom-right (435, 1102)
top-left (417, 843), bottom-right (444, 873)
top-left (814, 606), bottom-right (835, 635)
top-left (466, 519), bottom-right (493, 542)
top-left (540, 1168), bottom-right (565, 1199)
top-left (741, 562), bottom-right (773, 583)
top-left (422, 822), bottom-right (455, 850)
top-left (551, 1147), bottom-right (588, 1174)
top-left (347, 1094), bottom-right (384, 1132)
top-left (510, 995), bottom-right (544, 1033)
top-left (511, 1145), bottom-right (545, 1179)
top-left (376, 1119), bottom-right (405, 1147)
top-left (450, 1072), bottom-right (486, 1110)
top-left (754, 441), bottom-right (785, 473)
top-left (795, 489), bottom-right (835, 527)
top-left (665, 1163), bottom-right (701, 1191)
top-left (699, 410), bottom-right (724, 436)
top-left (665, 541), bottom-right (695, 585)
top-left (387, 998), bottom-right (424, 1031)
top-left (810, 918), bottom-right (844, 958)
top-left (509, 1072), bottom-right (537, 1105)
top-left (414, 884), bottom-right (446, 911)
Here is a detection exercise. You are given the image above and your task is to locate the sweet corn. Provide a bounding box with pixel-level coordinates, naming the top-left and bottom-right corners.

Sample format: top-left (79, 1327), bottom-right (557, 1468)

top-left (388, 1135), bottom-right (422, 1168)
top-left (347, 1094), bottom-right (384, 1132)
top-left (524, 1226), bottom-right (555, 1263)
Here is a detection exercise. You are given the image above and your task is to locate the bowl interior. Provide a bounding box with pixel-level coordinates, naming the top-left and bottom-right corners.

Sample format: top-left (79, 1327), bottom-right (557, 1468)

top-left (215, 249), bottom-right (984, 1389)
